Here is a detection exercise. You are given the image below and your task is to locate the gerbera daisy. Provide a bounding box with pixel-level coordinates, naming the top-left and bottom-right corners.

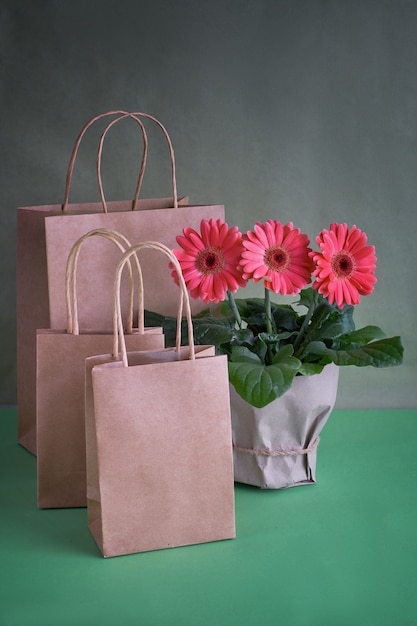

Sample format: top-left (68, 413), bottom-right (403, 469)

top-left (239, 220), bottom-right (314, 295)
top-left (171, 218), bottom-right (247, 304)
top-left (310, 223), bottom-right (377, 308)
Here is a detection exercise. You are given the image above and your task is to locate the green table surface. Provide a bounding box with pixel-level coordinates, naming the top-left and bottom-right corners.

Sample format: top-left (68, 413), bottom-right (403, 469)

top-left (1, 407), bottom-right (416, 626)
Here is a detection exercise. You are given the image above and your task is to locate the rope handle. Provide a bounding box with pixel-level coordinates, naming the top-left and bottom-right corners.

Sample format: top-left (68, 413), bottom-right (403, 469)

top-left (96, 113), bottom-right (147, 212)
top-left (62, 110), bottom-right (147, 212)
top-left (61, 110), bottom-right (178, 211)
top-left (113, 242), bottom-right (193, 367)
top-left (96, 111), bottom-right (178, 212)
top-left (65, 228), bottom-right (144, 336)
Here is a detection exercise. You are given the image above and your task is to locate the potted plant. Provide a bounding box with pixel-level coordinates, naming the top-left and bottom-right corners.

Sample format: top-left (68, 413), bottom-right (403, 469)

top-left (145, 218), bottom-right (403, 489)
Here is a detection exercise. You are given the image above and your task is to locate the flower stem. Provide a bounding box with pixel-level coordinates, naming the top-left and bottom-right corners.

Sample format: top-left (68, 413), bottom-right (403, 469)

top-left (293, 289), bottom-right (318, 356)
top-left (264, 287), bottom-right (276, 365)
top-left (264, 287), bottom-right (275, 334)
top-left (227, 290), bottom-right (242, 329)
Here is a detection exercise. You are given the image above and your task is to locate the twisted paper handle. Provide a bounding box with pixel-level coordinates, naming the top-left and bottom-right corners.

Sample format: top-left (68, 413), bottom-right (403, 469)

top-left (97, 111), bottom-right (178, 211)
top-left (62, 110), bottom-right (148, 212)
top-left (65, 228), bottom-right (144, 336)
top-left (96, 113), bottom-right (149, 212)
top-left (113, 242), bottom-right (193, 366)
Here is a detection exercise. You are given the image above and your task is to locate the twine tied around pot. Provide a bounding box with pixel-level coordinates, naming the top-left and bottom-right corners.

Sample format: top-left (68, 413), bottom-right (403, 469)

top-left (233, 437), bottom-right (320, 457)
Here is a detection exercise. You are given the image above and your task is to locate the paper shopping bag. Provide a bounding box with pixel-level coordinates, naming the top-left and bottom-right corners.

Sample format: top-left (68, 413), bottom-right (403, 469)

top-left (36, 229), bottom-right (164, 508)
top-left (86, 242), bottom-right (235, 557)
top-left (17, 110), bottom-right (224, 453)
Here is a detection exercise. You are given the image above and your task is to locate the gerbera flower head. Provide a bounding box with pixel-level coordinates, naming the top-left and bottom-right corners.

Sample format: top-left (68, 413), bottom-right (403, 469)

top-left (239, 220), bottom-right (314, 295)
top-left (310, 223), bottom-right (377, 308)
top-left (171, 218), bottom-right (247, 304)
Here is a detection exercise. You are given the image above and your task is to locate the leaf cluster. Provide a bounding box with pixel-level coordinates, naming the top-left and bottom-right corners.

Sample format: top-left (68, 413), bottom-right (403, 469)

top-left (144, 288), bottom-right (403, 408)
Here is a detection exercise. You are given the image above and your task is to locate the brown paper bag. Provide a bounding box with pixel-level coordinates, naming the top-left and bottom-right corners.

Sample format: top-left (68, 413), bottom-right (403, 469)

top-left (17, 110), bottom-right (224, 453)
top-left (36, 229), bottom-right (164, 508)
top-left (86, 242), bottom-right (235, 557)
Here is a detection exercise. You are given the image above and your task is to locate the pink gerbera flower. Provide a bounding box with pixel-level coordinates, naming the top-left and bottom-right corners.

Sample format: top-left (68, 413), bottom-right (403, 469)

top-left (239, 220), bottom-right (314, 295)
top-left (310, 223), bottom-right (377, 308)
top-left (171, 218), bottom-right (247, 304)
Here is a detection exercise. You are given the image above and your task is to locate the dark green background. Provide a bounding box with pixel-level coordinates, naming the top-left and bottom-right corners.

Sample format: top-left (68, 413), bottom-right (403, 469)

top-left (1, 0), bottom-right (416, 407)
top-left (1, 407), bottom-right (417, 625)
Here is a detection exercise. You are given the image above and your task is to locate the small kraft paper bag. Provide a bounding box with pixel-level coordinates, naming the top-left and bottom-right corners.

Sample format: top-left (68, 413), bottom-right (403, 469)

top-left (85, 242), bottom-right (235, 558)
top-left (17, 110), bottom-right (224, 454)
top-left (36, 228), bottom-right (164, 508)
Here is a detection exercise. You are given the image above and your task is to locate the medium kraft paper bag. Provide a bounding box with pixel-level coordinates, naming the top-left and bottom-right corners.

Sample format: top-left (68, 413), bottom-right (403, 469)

top-left (36, 229), bottom-right (164, 508)
top-left (17, 110), bottom-right (224, 453)
top-left (86, 242), bottom-right (235, 558)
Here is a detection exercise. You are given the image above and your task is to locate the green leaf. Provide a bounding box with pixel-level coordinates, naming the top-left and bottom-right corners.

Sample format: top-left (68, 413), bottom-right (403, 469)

top-left (192, 317), bottom-right (234, 347)
top-left (233, 298), bottom-right (264, 321)
top-left (296, 290), bottom-right (355, 334)
top-left (272, 306), bottom-right (301, 332)
top-left (298, 362), bottom-right (326, 376)
top-left (224, 297), bottom-right (301, 334)
top-left (271, 343), bottom-right (300, 365)
top-left (296, 287), bottom-right (316, 308)
top-left (228, 344), bottom-right (301, 408)
top-left (305, 336), bottom-right (404, 367)
top-left (144, 310), bottom-right (185, 347)
top-left (143, 310), bottom-right (165, 327)
top-left (258, 332), bottom-right (282, 345)
top-left (232, 329), bottom-right (256, 346)
top-left (294, 300), bottom-right (356, 360)
top-left (338, 325), bottom-right (386, 347)
top-left (230, 345), bottom-right (262, 364)
top-left (252, 338), bottom-right (268, 362)
top-left (309, 301), bottom-right (333, 328)
top-left (337, 304), bottom-right (356, 334)
top-left (303, 314), bottom-right (346, 343)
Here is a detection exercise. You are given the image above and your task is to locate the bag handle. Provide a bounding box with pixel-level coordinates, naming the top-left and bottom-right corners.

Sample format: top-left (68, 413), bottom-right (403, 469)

top-left (113, 242), bottom-right (194, 367)
top-left (65, 228), bottom-right (144, 336)
top-left (96, 111), bottom-right (178, 212)
top-left (61, 110), bottom-right (148, 212)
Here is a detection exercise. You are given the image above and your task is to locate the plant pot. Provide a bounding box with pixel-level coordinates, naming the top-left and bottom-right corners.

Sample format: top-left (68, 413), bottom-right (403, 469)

top-left (230, 364), bottom-right (339, 489)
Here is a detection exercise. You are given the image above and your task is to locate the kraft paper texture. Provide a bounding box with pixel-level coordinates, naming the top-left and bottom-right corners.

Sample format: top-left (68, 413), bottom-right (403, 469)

top-left (17, 199), bottom-right (225, 454)
top-left (36, 328), bottom-right (164, 508)
top-left (85, 346), bottom-right (236, 557)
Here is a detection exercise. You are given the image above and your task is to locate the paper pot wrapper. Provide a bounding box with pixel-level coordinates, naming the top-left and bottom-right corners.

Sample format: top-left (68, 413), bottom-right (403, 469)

top-left (230, 364), bottom-right (339, 489)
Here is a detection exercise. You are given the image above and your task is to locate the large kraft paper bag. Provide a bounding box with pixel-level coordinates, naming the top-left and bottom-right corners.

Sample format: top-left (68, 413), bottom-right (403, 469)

top-left (231, 364), bottom-right (340, 489)
top-left (86, 243), bottom-right (235, 557)
top-left (36, 229), bottom-right (164, 508)
top-left (17, 110), bottom-right (224, 454)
